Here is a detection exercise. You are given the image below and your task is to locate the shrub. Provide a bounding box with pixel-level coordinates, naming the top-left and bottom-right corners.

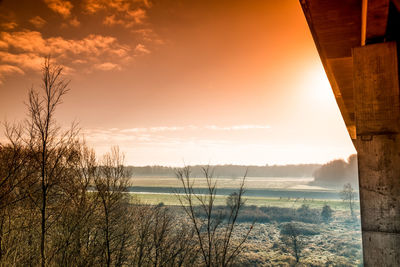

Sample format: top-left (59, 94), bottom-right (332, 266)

top-left (321, 204), bottom-right (334, 223)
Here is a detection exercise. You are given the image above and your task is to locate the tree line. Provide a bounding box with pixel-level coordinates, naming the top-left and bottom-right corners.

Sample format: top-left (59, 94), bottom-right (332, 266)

top-left (127, 164), bottom-right (320, 178)
top-left (311, 155), bottom-right (358, 189)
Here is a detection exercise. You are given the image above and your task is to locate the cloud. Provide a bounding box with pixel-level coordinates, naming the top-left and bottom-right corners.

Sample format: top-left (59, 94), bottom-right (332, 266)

top-left (48, 34), bottom-right (128, 56)
top-left (132, 28), bottom-right (152, 39)
top-left (149, 126), bottom-right (185, 132)
top-left (60, 18), bottom-right (81, 28)
top-left (1, 22), bottom-right (18, 30)
top-left (1, 30), bottom-right (129, 58)
top-left (119, 128), bottom-right (147, 133)
top-left (102, 9), bottom-right (146, 28)
top-left (84, 0), bottom-right (102, 13)
top-left (0, 30), bottom-right (134, 82)
top-left (120, 126), bottom-right (185, 133)
top-left (84, 0), bottom-right (148, 28)
top-left (0, 52), bottom-right (43, 70)
top-left (29, 16), bottom-right (47, 28)
top-left (103, 15), bottom-right (117, 26)
top-left (134, 43), bottom-right (150, 54)
top-left (69, 17), bottom-right (80, 27)
top-left (205, 125), bottom-right (271, 131)
top-left (0, 64), bottom-right (24, 84)
top-left (0, 64), bottom-right (24, 74)
top-left (85, 0), bottom-right (133, 13)
top-left (44, 0), bottom-right (73, 18)
top-left (72, 59), bottom-right (87, 64)
top-left (94, 62), bottom-right (121, 71)
top-left (126, 8), bottom-right (146, 24)
top-left (141, 0), bottom-right (152, 8)
top-left (0, 31), bottom-right (47, 53)
top-left (117, 125), bottom-right (271, 134)
top-left (0, 40), bottom-right (8, 49)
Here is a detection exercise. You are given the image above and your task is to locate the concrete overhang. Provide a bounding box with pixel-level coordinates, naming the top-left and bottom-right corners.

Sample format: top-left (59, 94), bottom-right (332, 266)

top-left (299, 0), bottom-right (398, 140)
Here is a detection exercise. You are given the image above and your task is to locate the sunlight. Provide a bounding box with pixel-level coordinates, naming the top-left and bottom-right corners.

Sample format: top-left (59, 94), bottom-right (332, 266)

top-left (305, 67), bottom-right (335, 103)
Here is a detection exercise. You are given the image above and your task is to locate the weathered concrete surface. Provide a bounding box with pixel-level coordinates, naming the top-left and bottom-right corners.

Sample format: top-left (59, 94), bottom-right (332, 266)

top-left (353, 42), bottom-right (400, 135)
top-left (353, 42), bottom-right (400, 266)
top-left (362, 231), bottom-right (400, 266)
top-left (356, 134), bottom-right (400, 266)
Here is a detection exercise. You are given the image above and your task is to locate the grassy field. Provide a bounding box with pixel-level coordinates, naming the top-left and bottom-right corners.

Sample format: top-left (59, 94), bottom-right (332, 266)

top-left (129, 176), bottom-right (330, 190)
top-left (128, 176), bottom-right (359, 212)
top-left (131, 192), bottom-right (357, 211)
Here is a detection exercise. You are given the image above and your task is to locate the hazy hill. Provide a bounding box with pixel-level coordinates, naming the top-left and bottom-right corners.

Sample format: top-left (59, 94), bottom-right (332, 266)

top-left (310, 154), bottom-right (358, 189)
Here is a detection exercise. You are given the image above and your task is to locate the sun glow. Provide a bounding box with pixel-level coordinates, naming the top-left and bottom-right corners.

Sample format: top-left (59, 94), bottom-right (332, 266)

top-left (306, 67), bottom-right (335, 103)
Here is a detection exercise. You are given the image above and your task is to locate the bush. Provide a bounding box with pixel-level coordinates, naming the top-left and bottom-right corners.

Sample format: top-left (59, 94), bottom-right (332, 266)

top-left (321, 204), bottom-right (334, 223)
top-left (280, 222), bottom-right (320, 236)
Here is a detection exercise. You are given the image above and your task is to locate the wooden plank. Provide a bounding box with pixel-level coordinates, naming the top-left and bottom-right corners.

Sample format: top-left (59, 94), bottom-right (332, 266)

top-left (353, 42), bottom-right (400, 136)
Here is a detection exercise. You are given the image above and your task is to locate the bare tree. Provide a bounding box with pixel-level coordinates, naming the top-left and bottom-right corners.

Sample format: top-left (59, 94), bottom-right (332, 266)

top-left (24, 57), bottom-right (79, 267)
top-left (94, 146), bottom-right (131, 267)
top-left (340, 183), bottom-right (356, 218)
top-left (0, 124), bottom-right (34, 210)
top-left (51, 143), bottom-right (101, 266)
top-left (128, 202), bottom-right (199, 267)
top-left (0, 126), bottom-right (33, 262)
top-left (280, 222), bottom-right (305, 263)
top-left (175, 166), bottom-right (253, 267)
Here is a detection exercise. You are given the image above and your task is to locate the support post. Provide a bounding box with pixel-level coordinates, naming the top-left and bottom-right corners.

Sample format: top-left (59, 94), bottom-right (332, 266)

top-left (353, 41), bottom-right (400, 266)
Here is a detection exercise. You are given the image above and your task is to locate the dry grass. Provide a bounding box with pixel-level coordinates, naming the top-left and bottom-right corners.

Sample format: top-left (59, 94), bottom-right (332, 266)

top-left (235, 213), bottom-right (362, 266)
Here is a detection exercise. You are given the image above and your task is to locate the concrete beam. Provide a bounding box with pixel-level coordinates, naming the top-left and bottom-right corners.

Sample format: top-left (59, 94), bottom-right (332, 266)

top-left (362, 0), bottom-right (390, 45)
top-left (353, 41), bottom-right (400, 266)
top-left (353, 42), bottom-right (400, 135)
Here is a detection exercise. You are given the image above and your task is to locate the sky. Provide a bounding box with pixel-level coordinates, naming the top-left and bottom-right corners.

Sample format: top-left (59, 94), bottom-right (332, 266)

top-left (0, 0), bottom-right (356, 166)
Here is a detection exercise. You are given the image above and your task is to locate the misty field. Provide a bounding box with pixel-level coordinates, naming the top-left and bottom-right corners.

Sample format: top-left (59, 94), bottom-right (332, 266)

top-left (132, 192), bottom-right (354, 211)
top-left (127, 176), bottom-right (359, 211)
top-left (129, 176), bottom-right (322, 189)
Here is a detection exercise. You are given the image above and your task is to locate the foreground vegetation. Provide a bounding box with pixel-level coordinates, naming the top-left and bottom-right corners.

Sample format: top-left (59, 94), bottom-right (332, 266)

top-left (122, 203), bottom-right (362, 266)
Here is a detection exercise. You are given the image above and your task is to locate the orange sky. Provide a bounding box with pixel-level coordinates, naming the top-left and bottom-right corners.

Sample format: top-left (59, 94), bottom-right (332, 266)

top-left (0, 0), bottom-right (356, 166)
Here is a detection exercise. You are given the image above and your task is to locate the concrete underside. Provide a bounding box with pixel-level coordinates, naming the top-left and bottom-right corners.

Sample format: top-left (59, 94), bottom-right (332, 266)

top-left (300, 1), bottom-right (400, 265)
